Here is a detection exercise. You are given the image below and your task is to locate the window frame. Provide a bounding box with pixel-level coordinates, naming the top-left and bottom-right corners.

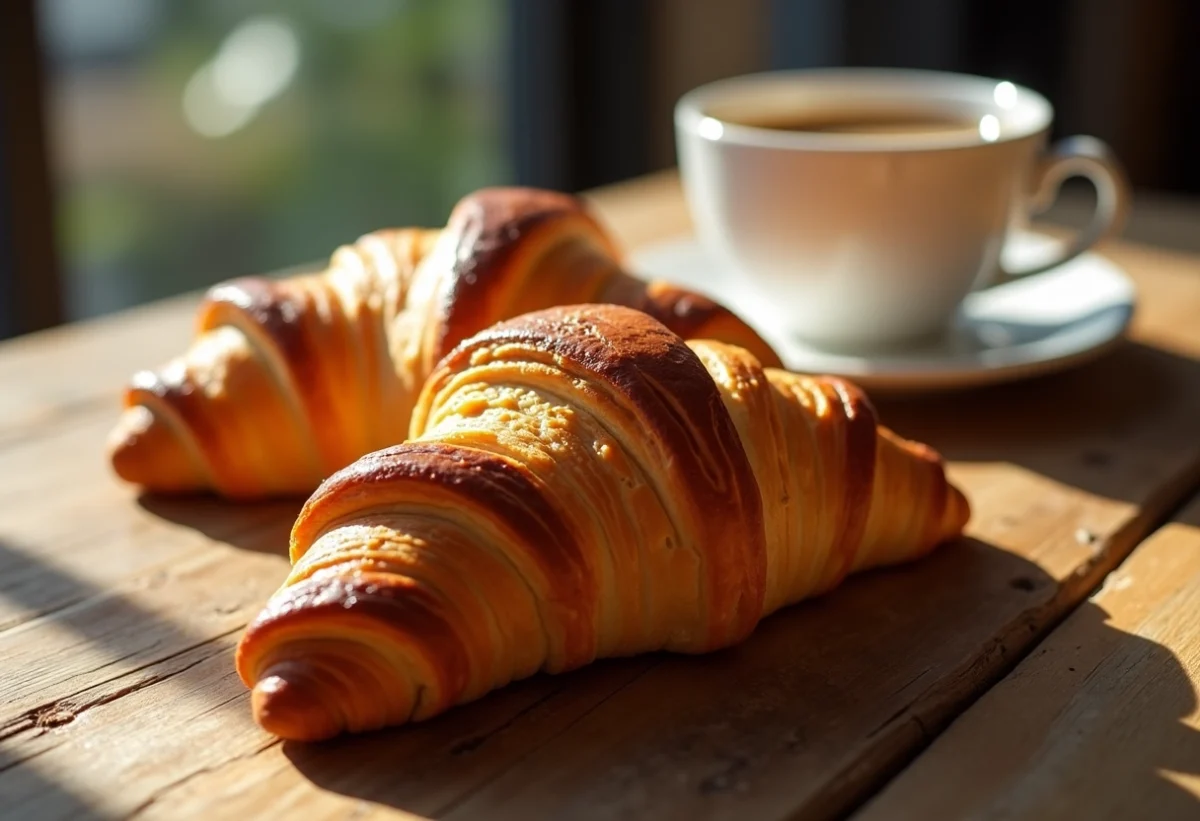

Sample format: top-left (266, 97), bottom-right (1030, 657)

top-left (0, 0), bottom-right (61, 339)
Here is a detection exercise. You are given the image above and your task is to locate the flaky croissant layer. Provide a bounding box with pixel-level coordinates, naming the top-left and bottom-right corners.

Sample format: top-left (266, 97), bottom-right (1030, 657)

top-left (108, 188), bottom-right (779, 498)
top-left (235, 305), bottom-right (969, 741)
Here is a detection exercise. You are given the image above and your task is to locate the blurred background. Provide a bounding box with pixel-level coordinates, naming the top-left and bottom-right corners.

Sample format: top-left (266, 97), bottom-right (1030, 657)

top-left (1, 0), bottom-right (1198, 339)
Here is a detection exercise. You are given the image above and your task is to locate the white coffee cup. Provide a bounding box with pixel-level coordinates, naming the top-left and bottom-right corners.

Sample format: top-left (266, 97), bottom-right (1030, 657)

top-left (675, 68), bottom-right (1131, 350)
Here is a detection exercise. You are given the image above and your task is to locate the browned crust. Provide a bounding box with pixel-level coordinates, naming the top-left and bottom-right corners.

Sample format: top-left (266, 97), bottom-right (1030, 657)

top-left (635, 283), bottom-right (728, 338)
top-left (198, 278), bottom-right (309, 364)
top-left (238, 573), bottom-right (472, 710)
top-left (299, 442), bottom-right (587, 588)
top-left (433, 303), bottom-right (768, 647)
top-left (196, 277), bottom-right (321, 413)
top-left (197, 277), bottom-right (347, 463)
top-left (293, 441), bottom-right (597, 664)
top-left (436, 188), bottom-right (618, 356)
top-left (621, 282), bottom-right (781, 370)
top-left (433, 188), bottom-right (780, 370)
top-left (442, 188), bottom-right (607, 282)
top-left (125, 368), bottom-right (227, 479)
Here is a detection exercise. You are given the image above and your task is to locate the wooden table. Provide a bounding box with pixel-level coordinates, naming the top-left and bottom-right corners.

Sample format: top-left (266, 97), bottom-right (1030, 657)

top-left (3, 174), bottom-right (1200, 820)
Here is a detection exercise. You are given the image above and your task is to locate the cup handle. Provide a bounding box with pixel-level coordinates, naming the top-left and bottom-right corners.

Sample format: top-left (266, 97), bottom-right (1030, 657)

top-left (990, 135), bottom-right (1132, 287)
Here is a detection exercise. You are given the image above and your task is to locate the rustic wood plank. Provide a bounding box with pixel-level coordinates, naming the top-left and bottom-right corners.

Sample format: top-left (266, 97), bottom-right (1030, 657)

top-left (1, 174), bottom-right (1199, 820)
top-left (0, 634), bottom-right (271, 820)
top-left (0, 544), bottom-right (283, 728)
top-left (856, 493), bottom-right (1200, 820)
top-left (0, 615), bottom-right (654, 819)
top-left (0, 410), bottom-right (296, 633)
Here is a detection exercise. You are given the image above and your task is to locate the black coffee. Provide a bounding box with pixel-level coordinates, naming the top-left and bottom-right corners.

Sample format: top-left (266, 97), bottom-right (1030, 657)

top-left (736, 110), bottom-right (978, 136)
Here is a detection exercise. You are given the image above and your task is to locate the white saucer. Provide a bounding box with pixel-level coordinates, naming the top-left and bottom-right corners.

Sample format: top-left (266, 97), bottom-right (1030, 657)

top-left (630, 232), bottom-right (1136, 394)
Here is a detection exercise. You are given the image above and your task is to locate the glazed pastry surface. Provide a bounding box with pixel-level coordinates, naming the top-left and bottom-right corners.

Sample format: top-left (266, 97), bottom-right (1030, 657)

top-left (109, 189), bottom-right (779, 497)
top-left (236, 304), bottom-right (969, 740)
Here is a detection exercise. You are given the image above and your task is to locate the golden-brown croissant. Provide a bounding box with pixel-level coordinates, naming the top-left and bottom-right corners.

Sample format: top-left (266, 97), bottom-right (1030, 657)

top-left (235, 304), bottom-right (969, 741)
top-left (108, 188), bottom-right (779, 497)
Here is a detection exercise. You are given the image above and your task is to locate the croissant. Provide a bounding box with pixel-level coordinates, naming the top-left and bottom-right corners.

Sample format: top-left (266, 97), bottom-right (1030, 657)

top-left (235, 304), bottom-right (969, 741)
top-left (108, 188), bottom-right (779, 498)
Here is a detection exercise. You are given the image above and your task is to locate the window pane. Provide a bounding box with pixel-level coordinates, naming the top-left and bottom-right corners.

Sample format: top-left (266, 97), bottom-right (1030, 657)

top-left (39, 0), bottom-right (511, 319)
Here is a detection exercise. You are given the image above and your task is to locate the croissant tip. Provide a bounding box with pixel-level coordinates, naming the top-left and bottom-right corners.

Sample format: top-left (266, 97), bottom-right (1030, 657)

top-left (947, 483), bottom-right (971, 538)
top-left (108, 406), bottom-right (155, 480)
top-left (108, 405), bottom-right (207, 493)
top-left (252, 665), bottom-right (343, 742)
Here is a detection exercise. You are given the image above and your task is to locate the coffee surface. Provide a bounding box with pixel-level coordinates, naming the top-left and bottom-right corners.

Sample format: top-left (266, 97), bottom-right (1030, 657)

top-left (735, 110), bottom-right (978, 136)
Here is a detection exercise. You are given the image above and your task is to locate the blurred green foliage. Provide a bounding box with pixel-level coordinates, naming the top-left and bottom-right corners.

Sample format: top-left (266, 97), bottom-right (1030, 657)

top-left (45, 0), bottom-right (510, 318)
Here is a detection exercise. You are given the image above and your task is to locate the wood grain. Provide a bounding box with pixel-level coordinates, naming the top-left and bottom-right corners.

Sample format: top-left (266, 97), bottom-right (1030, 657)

top-left (1, 174), bottom-right (1199, 820)
top-left (0, 411), bottom-right (296, 634)
top-left (856, 493), bottom-right (1200, 820)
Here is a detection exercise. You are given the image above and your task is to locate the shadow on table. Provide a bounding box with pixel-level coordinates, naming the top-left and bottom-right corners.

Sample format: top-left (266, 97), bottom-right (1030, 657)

top-left (0, 749), bottom-right (110, 821)
top-left (11, 339), bottom-right (1191, 818)
top-left (135, 493), bottom-right (300, 557)
top-left (0, 536), bottom-right (246, 820)
top-left (916, 598), bottom-right (1200, 819)
top-left (277, 534), bottom-right (1200, 819)
top-left (860, 504), bottom-right (1200, 817)
top-left (873, 341), bottom-right (1200, 506)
